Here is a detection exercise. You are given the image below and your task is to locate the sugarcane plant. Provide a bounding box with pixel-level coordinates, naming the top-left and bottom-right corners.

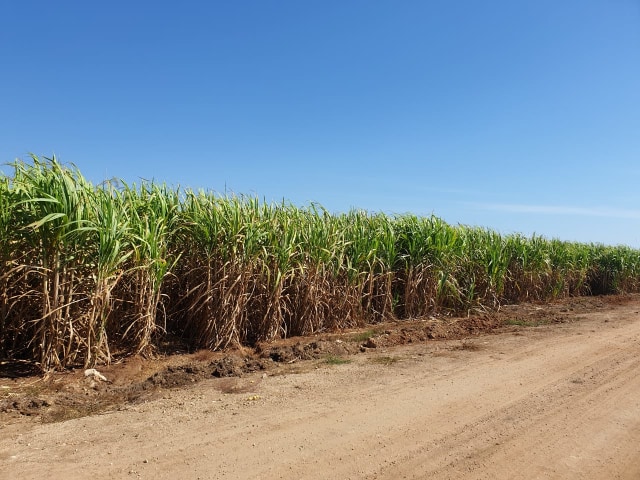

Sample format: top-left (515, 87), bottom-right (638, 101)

top-left (2, 155), bottom-right (640, 372)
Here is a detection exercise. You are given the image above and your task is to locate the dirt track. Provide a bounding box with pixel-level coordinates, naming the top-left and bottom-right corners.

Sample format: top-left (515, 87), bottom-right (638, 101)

top-left (1, 298), bottom-right (640, 479)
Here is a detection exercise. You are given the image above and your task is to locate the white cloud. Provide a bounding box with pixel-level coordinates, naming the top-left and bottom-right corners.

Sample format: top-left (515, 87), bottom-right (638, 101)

top-left (465, 202), bottom-right (640, 220)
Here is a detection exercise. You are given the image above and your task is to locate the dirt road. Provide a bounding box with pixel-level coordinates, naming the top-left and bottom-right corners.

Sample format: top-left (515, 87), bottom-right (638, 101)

top-left (2, 300), bottom-right (640, 479)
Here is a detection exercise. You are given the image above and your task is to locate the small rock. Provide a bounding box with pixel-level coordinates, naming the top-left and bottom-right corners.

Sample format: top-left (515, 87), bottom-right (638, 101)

top-left (84, 368), bottom-right (108, 382)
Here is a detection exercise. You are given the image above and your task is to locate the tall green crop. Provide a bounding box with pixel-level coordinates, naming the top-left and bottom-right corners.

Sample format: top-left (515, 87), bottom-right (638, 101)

top-left (2, 156), bottom-right (640, 372)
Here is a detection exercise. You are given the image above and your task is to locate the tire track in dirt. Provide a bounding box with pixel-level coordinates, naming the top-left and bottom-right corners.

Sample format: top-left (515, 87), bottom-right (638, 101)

top-left (370, 325), bottom-right (640, 479)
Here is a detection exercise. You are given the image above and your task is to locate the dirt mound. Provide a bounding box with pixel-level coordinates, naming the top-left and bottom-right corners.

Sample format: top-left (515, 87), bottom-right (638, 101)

top-left (0, 397), bottom-right (49, 416)
top-left (1, 294), bottom-right (636, 422)
top-left (144, 356), bottom-right (269, 388)
top-left (259, 338), bottom-right (361, 362)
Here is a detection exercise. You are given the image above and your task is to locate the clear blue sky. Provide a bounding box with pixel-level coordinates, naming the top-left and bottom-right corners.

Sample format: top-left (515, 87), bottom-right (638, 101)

top-left (2, 1), bottom-right (639, 246)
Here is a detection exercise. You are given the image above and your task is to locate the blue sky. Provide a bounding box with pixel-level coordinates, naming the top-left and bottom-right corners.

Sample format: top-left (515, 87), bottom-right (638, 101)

top-left (2, 1), bottom-right (639, 246)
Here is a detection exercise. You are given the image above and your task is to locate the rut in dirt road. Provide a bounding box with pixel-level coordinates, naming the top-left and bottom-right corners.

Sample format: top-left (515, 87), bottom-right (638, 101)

top-left (369, 321), bottom-right (640, 479)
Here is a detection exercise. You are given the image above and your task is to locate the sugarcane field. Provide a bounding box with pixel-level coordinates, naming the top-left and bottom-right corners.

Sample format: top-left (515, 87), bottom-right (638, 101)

top-left (1, 158), bottom-right (640, 479)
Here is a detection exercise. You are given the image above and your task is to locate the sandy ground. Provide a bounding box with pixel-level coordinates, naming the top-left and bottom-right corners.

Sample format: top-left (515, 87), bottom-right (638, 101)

top-left (1, 299), bottom-right (640, 479)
